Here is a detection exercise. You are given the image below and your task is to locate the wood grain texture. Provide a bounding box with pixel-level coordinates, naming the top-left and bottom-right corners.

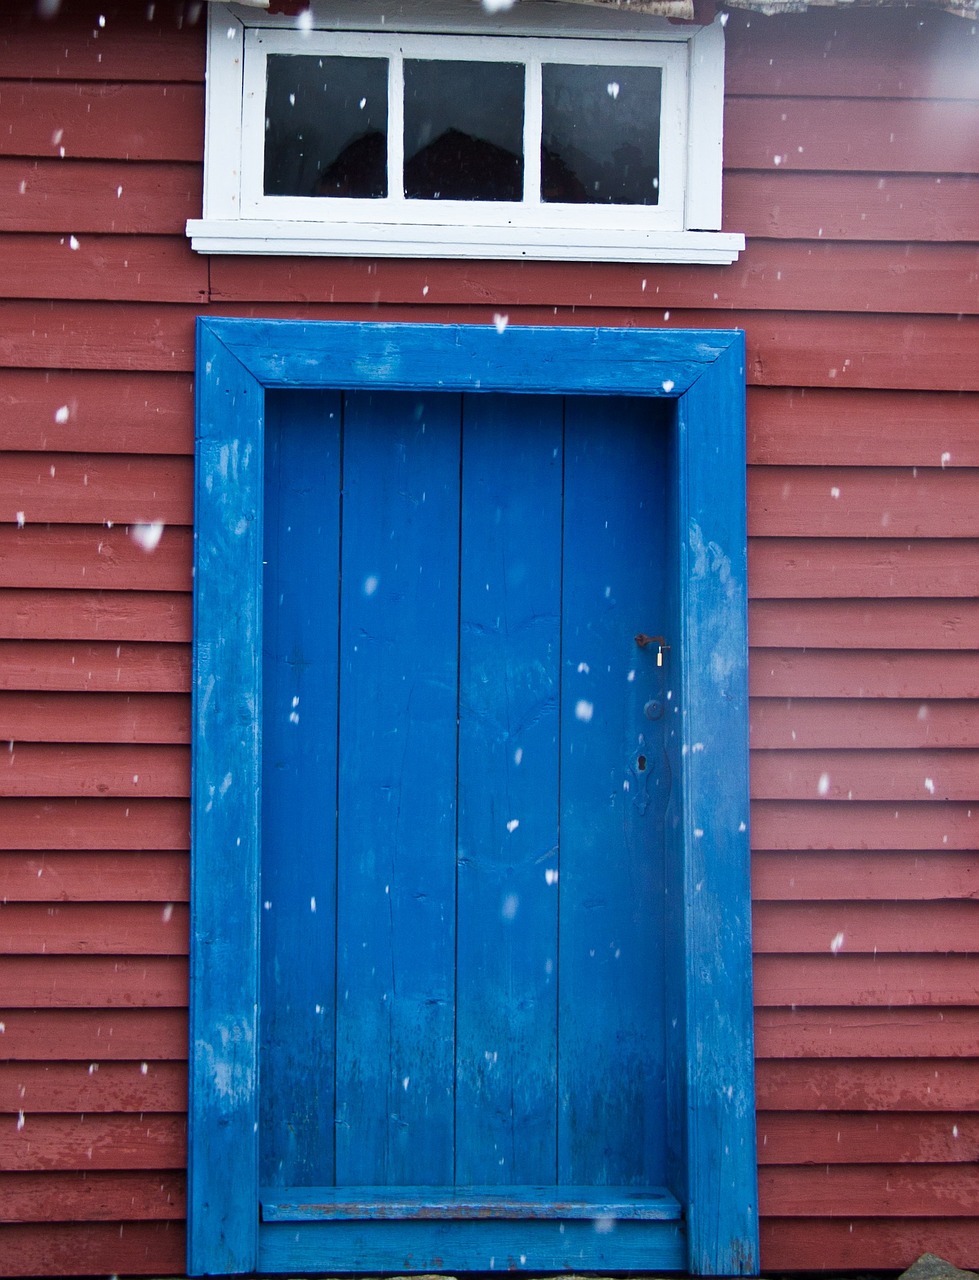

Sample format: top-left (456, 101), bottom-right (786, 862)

top-left (0, 1008), bottom-right (187, 1061)
top-left (754, 954), bottom-right (979, 1007)
top-left (0, 1172), bottom-right (184, 1222)
top-left (0, 454), bottom-right (193, 525)
top-left (257, 1216), bottom-right (686, 1274)
top-left (333, 389), bottom-right (460, 1188)
top-left (0, 82), bottom-right (203, 162)
top-left (725, 172), bottom-right (979, 244)
top-left (0, 850), bottom-right (188, 904)
top-left (0, 590), bottom-right (191, 643)
top-left (0, 159), bottom-right (202, 237)
top-left (756, 1059), bottom-right (979, 1112)
top-left (751, 799), bottom-right (979, 851)
top-left (0, 641), bottom-right (191, 693)
top-left (748, 468), bottom-right (979, 538)
top-left (750, 539), bottom-right (979, 599)
top-left (0, 902), bottom-right (189, 955)
top-left (672, 337), bottom-right (758, 1274)
top-left (748, 650), bottom-right (979, 700)
top-left (455, 393), bottom-right (562, 1187)
top-left (752, 850), bottom-right (979, 903)
top-left (760, 1216), bottom-right (979, 1273)
top-left (557, 396), bottom-right (669, 1191)
top-left (752, 901), bottom-right (979, 954)
top-left (3, 1113), bottom-right (185, 1171)
top-left (756, 1112), bottom-right (979, 1166)
top-left (755, 1008), bottom-right (979, 1060)
top-left (0, 1061), bottom-right (186, 1112)
top-left (0, 798), bottom-right (189, 851)
top-left (750, 699), bottom-right (979, 749)
top-left (0, 1221), bottom-right (185, 1278)
top-left (2, 1116), bottom-right (183, 1172)
top-left (189, 318), bottom-right (263, 1275)
top-left (208, 241), bottom-right (979, 316)
top-left (259, 391), bottom-right (341, 1190)
top-left (759, 1164), bottom-right (979, 1217)
top-left (0, 955), bottom-right (187, 1009)
top-left (0, 368), bottom-right (193, 455)
top-left (750, 749), bottom-right (979, 803)
top-left (0, 525), bottom-right (192, 593)
top-left (746, 388), bottom-right (979, 469)
top-left (0, 692), bottom-right (190, 744)
top-left (0, 234), bottom-right (207, 303)
top-left (749, 600), bottom-right (979, 651)
top-left (0, 743), bottom-right (190, 798)
top-left (725, 97), bottom-right (979, 175)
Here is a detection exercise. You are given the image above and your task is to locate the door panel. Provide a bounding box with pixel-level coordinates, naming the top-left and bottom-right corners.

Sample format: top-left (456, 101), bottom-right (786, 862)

top-left (335, 391), bottom-right (461, 1186)
top-left (558, 395), bottom-right (669, 1186)
top-left (456, 393), bottom-right (563, 1186)
top-left (260, 385), bottom-right (671, 1221)
top-left (260, 390), bottom-right (342, 1188)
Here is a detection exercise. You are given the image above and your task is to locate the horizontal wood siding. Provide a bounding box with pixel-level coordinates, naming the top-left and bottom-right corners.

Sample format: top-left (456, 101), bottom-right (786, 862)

top-left (0, 2), bottom-right (976, 1274)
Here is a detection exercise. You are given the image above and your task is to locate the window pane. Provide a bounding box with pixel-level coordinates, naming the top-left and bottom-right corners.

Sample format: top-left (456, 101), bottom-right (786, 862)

top-left (265, 55), bottom-right (388, 198)
top-left (541, 64), bottom-right (661, 205)
top-left (404, 60), bottom-right (524, 201)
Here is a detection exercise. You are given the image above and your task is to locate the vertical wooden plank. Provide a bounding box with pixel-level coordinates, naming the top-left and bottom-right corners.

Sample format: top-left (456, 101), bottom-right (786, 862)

top-left (676, 337), bottom-right (758, 1275)
top-left (455, 393), bottom-right (562, 1186)
top-left (334, 390), bottom-right (460, 1187)
top-left (190, 320), bottom-right (262, 1275)
top-left (558, 395), bottom-right (670, 1188)
top-left (260, 391), bottom-right (341, 1187)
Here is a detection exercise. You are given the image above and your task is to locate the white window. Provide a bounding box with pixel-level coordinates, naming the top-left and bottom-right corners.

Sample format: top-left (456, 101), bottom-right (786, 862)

top-left (187, 1), bottom-right (743, 264)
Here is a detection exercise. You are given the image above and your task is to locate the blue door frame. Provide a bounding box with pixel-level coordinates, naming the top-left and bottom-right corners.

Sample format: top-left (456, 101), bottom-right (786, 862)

top-left (190, 319), bottom-right (758, 1276)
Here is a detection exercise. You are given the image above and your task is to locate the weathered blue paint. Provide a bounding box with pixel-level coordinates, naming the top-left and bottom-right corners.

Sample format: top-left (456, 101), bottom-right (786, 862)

top-left (192, 319), bottom-right (756, 1277)
top-left (200, 318), bottom-right (732, 398)
top-left (558, 396), bottom-right (670, 1188)
top-left (455, 393), bottom-right (563, 1186)
top-left (260, 391), bottom-right (342, 1189)
top-left (334, 390), bottom-right (460, 1187)
top-left (257, 1216), bottom-right (687, 1273)
top-left (260, 1185), bottom-right (683, 1220)
top-left (189, 325), bottom-right (264, 1275)
top-left (674, 341), bottom-right (757, 1275)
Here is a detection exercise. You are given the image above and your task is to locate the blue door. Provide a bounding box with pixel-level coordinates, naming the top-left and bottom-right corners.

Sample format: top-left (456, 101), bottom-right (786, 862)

top-left (257, 387), bottom-right (681, 1268)
top-left (192, 318), bottom-right (758, 1278)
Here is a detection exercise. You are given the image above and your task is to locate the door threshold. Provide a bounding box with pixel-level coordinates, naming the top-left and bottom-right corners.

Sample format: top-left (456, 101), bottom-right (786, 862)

top-left (260, 1186), bottom-right (682, 1222)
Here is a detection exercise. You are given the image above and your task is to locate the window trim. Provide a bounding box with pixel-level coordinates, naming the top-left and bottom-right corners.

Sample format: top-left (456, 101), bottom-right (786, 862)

top-left (244, 32), bottom-right (686, 226)
top-left (187, 2), bottom-right (744, 264)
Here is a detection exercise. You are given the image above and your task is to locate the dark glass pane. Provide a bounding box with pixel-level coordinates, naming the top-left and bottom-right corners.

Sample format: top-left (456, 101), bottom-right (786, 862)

top-left (541, 64), bottom-right (661, 205)
top-left (404, 60), bottom-right (524, 201)
top-left (265, 54), bottom-right (388, 198)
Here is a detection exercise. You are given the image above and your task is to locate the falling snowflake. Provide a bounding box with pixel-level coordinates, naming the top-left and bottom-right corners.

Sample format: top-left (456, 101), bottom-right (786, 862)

top-left (130, 522), bottom-right (164, 551)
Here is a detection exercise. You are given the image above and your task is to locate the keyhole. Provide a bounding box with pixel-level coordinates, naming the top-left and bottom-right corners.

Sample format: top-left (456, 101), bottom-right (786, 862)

top-left (636, 754), bottom-right (647, 772)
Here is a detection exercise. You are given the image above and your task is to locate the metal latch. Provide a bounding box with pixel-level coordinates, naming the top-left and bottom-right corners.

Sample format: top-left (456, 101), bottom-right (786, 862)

top-left (635, 633), bottom-right (670, 667)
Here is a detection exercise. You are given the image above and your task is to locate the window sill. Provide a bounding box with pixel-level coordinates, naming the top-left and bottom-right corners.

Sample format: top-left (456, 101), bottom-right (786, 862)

top-left (185, 219), bottom-right (744, 265)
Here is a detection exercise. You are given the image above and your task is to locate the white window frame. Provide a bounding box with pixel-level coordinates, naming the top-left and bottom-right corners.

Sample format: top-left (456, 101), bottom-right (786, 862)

top-left (187, 0), bottom-right (744, 265)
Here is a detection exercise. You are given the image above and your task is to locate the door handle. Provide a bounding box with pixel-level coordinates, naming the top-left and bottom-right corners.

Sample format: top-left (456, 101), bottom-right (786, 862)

top-left (635, 633), bottom-right (670, 666)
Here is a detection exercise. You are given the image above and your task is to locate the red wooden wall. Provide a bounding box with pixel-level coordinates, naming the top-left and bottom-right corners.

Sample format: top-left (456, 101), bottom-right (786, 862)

top-left (1, 1), bottom-right (977, 1274)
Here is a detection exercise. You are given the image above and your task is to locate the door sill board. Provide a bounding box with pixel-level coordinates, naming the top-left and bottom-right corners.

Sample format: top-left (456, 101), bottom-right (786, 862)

top-left (260, 1186), bottom-right (682, 1222)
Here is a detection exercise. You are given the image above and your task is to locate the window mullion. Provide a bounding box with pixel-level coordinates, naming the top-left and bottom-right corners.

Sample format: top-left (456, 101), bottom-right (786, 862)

top-left (389, 49), bottom-right (406, 205)
top-left (524, 57), bottom-right (542, 206)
